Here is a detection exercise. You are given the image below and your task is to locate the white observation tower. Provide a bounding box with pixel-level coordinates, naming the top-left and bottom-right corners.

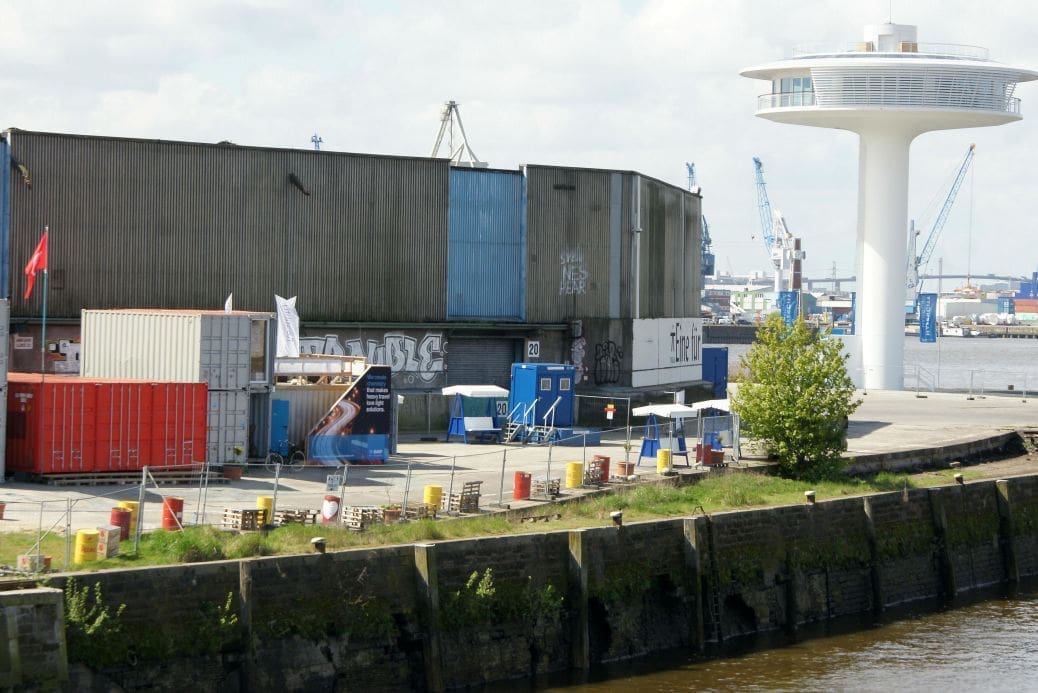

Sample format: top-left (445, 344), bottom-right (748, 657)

top-left (742, 23), bottom-right (1037, 390)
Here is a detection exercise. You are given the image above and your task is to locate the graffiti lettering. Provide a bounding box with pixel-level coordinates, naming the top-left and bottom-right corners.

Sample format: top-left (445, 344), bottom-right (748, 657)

top-left (593, 340), bottom-right (623, 385)
top-left (298, 332), bottom-right (446, 383)
top-left (559, 249), bottom-right (588, 295)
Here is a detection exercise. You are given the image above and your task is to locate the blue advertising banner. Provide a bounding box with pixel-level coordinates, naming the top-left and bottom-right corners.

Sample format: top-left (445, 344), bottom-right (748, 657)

top-left (778, 291), bottom-right (798, 326)
top-left (309, 365), bottom-right (392, 465)
top-left (919, 293), bottom-right (938, 343)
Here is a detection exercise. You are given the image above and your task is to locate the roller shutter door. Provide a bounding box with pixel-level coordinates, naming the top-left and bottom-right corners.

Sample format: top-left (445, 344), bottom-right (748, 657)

top-left (446, 338), bottom-right (518, 388)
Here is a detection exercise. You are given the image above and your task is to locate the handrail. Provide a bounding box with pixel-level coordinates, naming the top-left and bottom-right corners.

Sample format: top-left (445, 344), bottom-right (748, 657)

top-left (522, 401), bottom-right (538, 426)
top-left (541, 396), bottom-right (563, 427)
top-left (507, 401), bottom-right (524, 423)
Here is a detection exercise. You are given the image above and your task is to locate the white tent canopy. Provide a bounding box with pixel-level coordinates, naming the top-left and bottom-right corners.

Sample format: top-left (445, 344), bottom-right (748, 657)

top-left (633, 399), bottom-right (731, 419)
top-left (441, 385), bottom-right (509, 398)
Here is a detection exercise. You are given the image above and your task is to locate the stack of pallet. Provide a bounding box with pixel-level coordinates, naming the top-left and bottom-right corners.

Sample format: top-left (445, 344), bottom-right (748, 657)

top-left (442, 481), bottom-right (482, 514)
top-left (273, 508), bottom-right (318, 525)
top-left (532, 476), bottom-right (560, 499)
top-left (223, 508), bottom-right (262, 531)
top-left (405, 503), bottom-right (438, 521)
top-left (343, 506), bottom-right (383, 531)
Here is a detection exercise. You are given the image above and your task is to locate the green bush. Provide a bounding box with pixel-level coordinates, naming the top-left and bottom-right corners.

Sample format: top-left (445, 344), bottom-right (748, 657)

top-left (732, 314), bottom-right (861, 481)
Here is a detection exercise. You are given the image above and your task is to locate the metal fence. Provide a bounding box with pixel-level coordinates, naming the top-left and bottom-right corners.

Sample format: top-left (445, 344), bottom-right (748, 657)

top-left (0, 417), bottom-right (741, 575)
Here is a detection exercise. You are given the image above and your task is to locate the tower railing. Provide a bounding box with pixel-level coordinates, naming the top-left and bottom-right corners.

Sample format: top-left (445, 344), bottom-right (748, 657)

top-left (791, 42), bottom-right (989, 60)
top-left (757, 89), bottom-right (1020, 115)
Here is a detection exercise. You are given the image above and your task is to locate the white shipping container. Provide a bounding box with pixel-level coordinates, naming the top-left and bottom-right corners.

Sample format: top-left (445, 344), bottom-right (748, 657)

top-left (0, 299), bottom-right (8, 478)
top-left (207, 390), bottom-right (250, 465)
top-left (81, 309), bottom-right (274, 390)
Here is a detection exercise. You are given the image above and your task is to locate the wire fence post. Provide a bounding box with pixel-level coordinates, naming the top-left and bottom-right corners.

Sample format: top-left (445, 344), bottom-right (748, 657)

top-left (271, 463), bottom-right (282, 526)
top-left (65, 498), bottom-right (73, 568)
top-left (1024, 374), bottom-right (1029, 404)
top-left (402, 459), bottom-right (413, 518)
top-left (134, 467), bottom-right (148, 554)
top-left (546, 442), bottom-right (553, 499)
top-left (497, 449), bottom-right (507, 508)
top-left (446, 456), bottom-right (457, 515)
top-left (37, 501), bottom-right (44, 568)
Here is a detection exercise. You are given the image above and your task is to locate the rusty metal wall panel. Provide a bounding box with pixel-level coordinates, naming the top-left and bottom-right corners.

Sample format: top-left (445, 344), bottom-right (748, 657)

top-left (637, 178), bottom-right (701, 318)
top-left (525, 165), bottom-right (630, 323)
top-left (447, 168), bottom-right (525, 320)
top-left (7, 130), bottom-right (449, 322)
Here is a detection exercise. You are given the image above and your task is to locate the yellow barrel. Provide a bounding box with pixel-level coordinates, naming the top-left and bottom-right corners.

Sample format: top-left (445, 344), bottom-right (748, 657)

top-left (565, 461), bottom-right (584, 489)
top-left (74, 529), bottom-right (99, 564)
top-left (117, 500), bottom-right (139, 535)
top-left (423, 485), bottom-right (443, 508)
top-left (657, 448), bottom-right (673, 473)
top-left (256, 496), bottom-right (274, 525)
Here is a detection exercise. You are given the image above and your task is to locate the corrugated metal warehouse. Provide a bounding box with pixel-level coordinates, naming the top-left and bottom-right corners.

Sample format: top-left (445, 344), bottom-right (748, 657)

top-left (1, 128), bottom-right (704, 432)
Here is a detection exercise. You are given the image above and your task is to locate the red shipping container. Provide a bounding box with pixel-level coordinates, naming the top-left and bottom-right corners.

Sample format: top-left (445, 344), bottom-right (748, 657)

top-left (6, 374), bottom-right (208, 476)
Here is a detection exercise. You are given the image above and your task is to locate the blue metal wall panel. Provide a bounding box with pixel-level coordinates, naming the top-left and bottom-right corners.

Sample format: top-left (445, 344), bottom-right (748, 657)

top-left (0, 136), bottom-right (9, 298)
top-left (447, 168), bottom-right (525, 320)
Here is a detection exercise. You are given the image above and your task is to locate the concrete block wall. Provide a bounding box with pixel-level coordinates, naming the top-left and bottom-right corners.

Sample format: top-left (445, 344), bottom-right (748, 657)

top-left (430, 534), bottom-right (573, 688)
top-left (1006, 475), bottom-right (1038, 577)
top-left (942, 482), bottom-right (1005, 590)
top-left (867, 488), bottom-right (941, 606)
top-left (0, 588), bottom-right (67, 689)
top-left (582, 519), bottom-right (695, 663)
top-left (24, 473), bottom-right (1038, 691)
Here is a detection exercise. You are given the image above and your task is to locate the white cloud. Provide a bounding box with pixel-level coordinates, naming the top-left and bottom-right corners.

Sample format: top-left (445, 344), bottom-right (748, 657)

top-left (0, 0), bottom-right (1035, 279)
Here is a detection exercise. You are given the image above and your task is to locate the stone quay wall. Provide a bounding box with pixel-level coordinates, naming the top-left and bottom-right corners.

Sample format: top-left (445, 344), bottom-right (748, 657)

top-left (8, 474), bottom-right (1038, 691)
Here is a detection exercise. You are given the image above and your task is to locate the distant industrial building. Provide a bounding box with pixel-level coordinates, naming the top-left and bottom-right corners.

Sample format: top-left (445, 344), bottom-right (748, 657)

top-left (0, 129), bottom-right (705, 429)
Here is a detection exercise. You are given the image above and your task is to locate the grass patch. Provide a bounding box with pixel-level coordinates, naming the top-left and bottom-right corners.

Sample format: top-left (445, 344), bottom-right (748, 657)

top-left (0, 471), bottom-right (927, 573)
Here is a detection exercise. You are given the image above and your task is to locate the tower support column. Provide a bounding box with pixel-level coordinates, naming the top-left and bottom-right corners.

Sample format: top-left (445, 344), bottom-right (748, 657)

top-left (856, 127), bottom-right (916, 390)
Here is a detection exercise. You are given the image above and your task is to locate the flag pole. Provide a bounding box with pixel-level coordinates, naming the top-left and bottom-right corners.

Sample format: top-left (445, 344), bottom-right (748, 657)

top-left (39, 225), bottom-right (49, 374)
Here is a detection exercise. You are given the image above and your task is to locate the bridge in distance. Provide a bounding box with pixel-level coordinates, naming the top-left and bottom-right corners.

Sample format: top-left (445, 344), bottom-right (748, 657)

top-left (803, 273), bottom-right (1027, 292)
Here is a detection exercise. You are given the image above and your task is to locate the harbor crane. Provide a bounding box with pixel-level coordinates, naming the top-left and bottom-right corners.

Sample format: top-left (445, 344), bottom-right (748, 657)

top-left (430, 100), bottom-right (487, 168)
top-left (686, 163), bottom-right (715, 277)
top-left (906, 144), bottom-right (976, 307)
top-left (752, 157), bottom-right (804, 293)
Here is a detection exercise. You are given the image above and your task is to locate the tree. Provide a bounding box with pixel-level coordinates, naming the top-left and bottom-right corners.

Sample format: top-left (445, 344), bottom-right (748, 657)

top-left (730, 314), bottom-right (861, 480)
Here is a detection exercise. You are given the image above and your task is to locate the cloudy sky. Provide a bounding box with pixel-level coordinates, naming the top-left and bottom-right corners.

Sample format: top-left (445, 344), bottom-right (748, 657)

top-left (2, 1), bottom-right (1036, 285)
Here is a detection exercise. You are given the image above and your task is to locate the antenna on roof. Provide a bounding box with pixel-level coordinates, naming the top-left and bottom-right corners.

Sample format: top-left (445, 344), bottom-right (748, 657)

top-left (430, 100), bottom-right (487, 168)
top-left (311, 133), bottom-right (322, 151)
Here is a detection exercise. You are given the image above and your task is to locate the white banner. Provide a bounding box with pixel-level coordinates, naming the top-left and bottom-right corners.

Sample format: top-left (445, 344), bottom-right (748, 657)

top-left (630, 318), bottom-right (703, 387)
top-left (275, 295), bottom-right (300, 358)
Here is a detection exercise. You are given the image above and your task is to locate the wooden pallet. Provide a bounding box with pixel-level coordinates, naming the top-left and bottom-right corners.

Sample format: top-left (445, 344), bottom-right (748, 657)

top-left (532, 477), bottom-right (560, 499)
top-left (404, 502), bottom-right (437, 521)
top-left (442, 481), bottom-right (482, 514)
top-left (33, 468), bottom-right (225, 487)
top-left (273, 509), bottom-right (318, 525)
top-left (222, 508), bottom-right (262, 531)
top-left (343, 506), bottom-right (383, 531)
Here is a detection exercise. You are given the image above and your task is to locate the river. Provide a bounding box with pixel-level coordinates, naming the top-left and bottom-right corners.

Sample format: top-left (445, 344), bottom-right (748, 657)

top-left (721, 336), bottom-right (1038, 393)
top-left (532, 585), bottom-right (1038, 692)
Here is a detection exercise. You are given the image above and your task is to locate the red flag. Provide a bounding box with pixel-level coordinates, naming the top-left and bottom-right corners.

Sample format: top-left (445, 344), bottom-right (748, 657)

top-left (24, 230), bottom-right (48, 300)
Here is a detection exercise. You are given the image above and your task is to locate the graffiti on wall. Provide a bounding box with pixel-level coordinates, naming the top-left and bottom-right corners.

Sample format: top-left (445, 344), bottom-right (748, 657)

top-left (299, 332), bottom-right (446, 385)
top-left (593, 340), bottom-right (623, 385)
top-left (559, 249), bottom-right (588, 295)
top-left (570, 336), bottom-right (587, 382)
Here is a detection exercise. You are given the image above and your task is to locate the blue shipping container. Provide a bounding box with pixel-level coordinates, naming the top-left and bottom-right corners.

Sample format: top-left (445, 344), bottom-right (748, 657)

top-left (447, 168), bottom-right (525, 320)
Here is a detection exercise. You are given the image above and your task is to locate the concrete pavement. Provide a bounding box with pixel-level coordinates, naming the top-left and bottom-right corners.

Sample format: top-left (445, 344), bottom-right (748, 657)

top-left (0, 389), bottom-right (1035, 563)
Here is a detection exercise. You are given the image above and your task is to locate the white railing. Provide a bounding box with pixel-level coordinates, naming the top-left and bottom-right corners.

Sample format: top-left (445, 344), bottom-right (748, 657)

top-left (758, 70), bottom-right (1022, 115)
top-left (791, 42), bottom-right (989, 60)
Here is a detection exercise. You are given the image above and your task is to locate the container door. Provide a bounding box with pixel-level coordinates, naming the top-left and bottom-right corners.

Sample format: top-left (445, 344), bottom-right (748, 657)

top-left (200, 316), bottom-right (251, 391)
top-left (270, 399), bottom-right (290, 455)
top-left (207, 391), bottom-right (249, 465)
